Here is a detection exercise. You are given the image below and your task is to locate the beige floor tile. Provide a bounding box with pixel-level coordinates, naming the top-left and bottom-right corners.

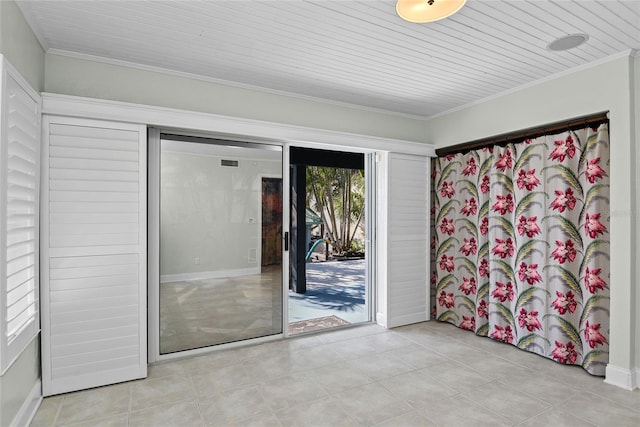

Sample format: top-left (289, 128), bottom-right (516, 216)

top-left (185, 347), bottom-right (251, 374)
top-left (429, 340), bottom-right (484, 360)
top-left (32, 321), bottom-right (638, 427)
top-left (55, 383), bottom-right (131, 426)
top-left (286, 344), bottom-right (344, 372)
top-left (379, 369), bottom-right (458, 409)
top-left (433, 322), bottom-right (475, 339)
top-left (391, 322), bottom-right (454, 343)
top-left (329, 335), bottom-right (379, 360)
top-left (475, 362), bottom-right (538, 385)
top-left (361, 331), bottom-right (414, 353)
top-left (221, 413), bottom-right (281, 427)
top-left (199, 385), bottom-right (272, 425)
top-left (332, 382), bottom-right (413, 426)
top-left (397, 332), bottom-right (453, 350)
top-left (147, 359), bottom-right (190, 379)
top-left (504, 373), bottom-right (581, 405)
top-left (241, 340), bottom-right (290, 360)
top-left (457, 353), bottom-right (528, 381)
top-left (315, 324), bottom-right (386, 344)
top-left (588, 380), bottom-right (640, 411)
top-left (304, 362), bottom-right (375, 394)
top-left (30, 396), bottom-right (62, 427)
top-left (61, 414), bottom-right (128, 427)
top-left (420, 361), bottom-right (493, 392)
top-left (381, 344), bottom-right (448, 369)
top-left (345, 353), bottom-right (414, 381)
top-left (282, 334), bottom-right (324, 351)
top-left (518, 407), bottom-right (597, 427)
top-left (130, 375), bottom-right (196, 412)
top-left (129, 400), bottom-right (203, 427)
top-left (276, 396), bottom-right (358, 427)
top-left (191, 363), bottom-right (253, 397)
top-left (419, 395), bottom-right (512, 427)
top-left (373, 410), bottom-right (438, 427)
top-left (561, 391), bottom-right (640, 426)
top-left (525, 354), bottom-right (604, 389)
top-left (243, 352), bottom-right (297, 382)
top-left (461, 380), bottom-right (552, 425)
top-left (259, 372), bottom-right (329, 413)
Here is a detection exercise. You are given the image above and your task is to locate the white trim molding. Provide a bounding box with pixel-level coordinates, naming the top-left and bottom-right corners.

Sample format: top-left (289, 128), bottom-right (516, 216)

top-left (604, 364), bottom-right (639, 391)
top-left (376, 312), bottom-right (387, 328)
top-left (41, 93), bottom-right (435, 157)
top-left (9, 379), bottom-right (42, 427)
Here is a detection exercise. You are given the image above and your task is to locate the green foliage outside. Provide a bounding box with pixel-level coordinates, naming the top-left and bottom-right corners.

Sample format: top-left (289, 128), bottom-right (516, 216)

top-left (306, 166), bottom-right (365, 257)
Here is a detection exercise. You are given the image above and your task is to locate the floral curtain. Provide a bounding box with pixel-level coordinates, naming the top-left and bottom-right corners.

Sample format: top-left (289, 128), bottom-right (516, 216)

top-left (431, 123), bottom-right (610, 376)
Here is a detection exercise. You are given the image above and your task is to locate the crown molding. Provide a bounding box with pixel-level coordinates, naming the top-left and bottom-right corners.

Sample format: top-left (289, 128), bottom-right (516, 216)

top-left (46, 49), bottom-right (427, 121)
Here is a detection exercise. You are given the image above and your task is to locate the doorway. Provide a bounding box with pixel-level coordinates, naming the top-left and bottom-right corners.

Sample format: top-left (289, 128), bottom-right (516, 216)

top-left (154, 134), bottom-right (284, 355)
top-left (288, 147), bottom-right (372, 334)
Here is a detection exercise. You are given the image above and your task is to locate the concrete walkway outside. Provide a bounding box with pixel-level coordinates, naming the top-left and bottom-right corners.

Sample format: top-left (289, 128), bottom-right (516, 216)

top-left (288, 259), bottom-right (366, 325)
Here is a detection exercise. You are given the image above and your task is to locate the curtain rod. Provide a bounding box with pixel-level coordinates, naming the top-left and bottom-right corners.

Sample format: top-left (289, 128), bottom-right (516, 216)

top-left (435, 111), bottom-right (609, 157)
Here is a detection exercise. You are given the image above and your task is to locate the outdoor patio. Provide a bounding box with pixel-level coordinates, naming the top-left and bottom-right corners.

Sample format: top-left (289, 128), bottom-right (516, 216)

top-left (288, 259), bottom-right (367, 334)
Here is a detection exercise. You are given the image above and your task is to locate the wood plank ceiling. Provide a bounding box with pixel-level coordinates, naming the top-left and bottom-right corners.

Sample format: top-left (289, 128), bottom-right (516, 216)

top-left (17, 0), bottom-right (640, 118)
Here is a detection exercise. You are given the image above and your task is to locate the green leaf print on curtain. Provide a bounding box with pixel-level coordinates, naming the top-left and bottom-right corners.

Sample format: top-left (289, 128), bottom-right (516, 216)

top-left (431, 124), bottom-right (610, 376)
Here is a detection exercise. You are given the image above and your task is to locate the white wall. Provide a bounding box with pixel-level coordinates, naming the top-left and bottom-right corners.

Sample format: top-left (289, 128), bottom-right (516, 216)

top-left (0, 339), bottom-right (39, 426)
top-left (160, 148), bottom-right (281, 281)
top-left (0, 0), bottom-right (44, 91)
top-left (44, 53), bottom-right (425, 143)
top-left (0, 2), bottom-right (44, 425)
top-left (425, 53), bottom-right (638, 388)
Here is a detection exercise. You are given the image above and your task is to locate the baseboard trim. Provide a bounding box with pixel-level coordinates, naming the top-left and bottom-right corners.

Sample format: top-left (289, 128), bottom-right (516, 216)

top-left (386, 312), bottom-right (428, 329)
top-left (160, 267), bottom-right (260, 283)
top-left (376, 312), bottom-right (388, 328)
top-left (604, 364), bottom-right (638, 390)
top-left (10, 379), bottom-right (42, 427)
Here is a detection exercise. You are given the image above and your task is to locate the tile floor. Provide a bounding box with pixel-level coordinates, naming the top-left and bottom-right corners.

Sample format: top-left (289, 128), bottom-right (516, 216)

top-left (31, 321), bottom-right (640, 427)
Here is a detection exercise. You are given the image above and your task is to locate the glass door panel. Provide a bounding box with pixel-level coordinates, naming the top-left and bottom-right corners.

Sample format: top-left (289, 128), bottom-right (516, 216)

top-left (159, 137), bottom-right (283, 354)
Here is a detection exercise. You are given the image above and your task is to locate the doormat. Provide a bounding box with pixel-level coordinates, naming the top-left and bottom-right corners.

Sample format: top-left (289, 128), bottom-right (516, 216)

top-left (289, 315), bottom-right (350, 335)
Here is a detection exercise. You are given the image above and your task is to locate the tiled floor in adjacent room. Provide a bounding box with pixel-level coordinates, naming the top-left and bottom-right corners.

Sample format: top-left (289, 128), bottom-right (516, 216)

top-left (31, 321), bottom-right (640, 427)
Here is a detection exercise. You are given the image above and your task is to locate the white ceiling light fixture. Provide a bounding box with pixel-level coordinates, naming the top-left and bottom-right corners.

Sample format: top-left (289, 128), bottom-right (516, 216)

top-left (396, 0), bottom-right (467, 23)
top-left (547, 34), bottom-right (589, 51)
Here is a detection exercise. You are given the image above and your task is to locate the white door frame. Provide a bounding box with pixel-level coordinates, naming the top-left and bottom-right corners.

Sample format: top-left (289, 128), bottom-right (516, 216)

top-left (147, 136), bottom-right (377, 360)
top-left (147, 130), bottom-right (289, 363)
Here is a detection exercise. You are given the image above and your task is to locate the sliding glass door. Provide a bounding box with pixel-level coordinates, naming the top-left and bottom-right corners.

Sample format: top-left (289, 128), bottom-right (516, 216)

top-left (157, 135), bottom-right (283, 354)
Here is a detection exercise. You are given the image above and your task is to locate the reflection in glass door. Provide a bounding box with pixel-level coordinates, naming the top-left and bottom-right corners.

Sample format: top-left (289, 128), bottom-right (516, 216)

top-left (158, 135), bottom-right (283, 354)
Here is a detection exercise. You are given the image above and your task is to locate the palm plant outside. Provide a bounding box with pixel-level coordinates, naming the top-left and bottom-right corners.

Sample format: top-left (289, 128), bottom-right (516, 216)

top-left (306, 166), bottom-right (365, 257)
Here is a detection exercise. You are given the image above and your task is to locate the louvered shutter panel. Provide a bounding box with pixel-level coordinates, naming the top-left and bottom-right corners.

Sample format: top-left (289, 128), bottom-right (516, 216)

top-left (41, 117), bottom-right (147, 395)
top-left (386, 153), bottom-right (429, 327)
top-left (0, 59), bottom-right (41, 373)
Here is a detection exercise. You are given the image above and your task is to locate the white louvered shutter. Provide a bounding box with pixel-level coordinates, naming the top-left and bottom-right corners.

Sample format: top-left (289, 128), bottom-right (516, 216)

top-left (0, 59), bottom-right (41, 373)
top-left (386, 153), bottom-right (429, 327)
top-left (41, 117), bottom-right (147, 395)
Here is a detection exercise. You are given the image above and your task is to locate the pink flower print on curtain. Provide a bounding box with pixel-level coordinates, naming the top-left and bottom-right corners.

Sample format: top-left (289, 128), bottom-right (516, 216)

top-left (432, 123), bottom-right (610, 376)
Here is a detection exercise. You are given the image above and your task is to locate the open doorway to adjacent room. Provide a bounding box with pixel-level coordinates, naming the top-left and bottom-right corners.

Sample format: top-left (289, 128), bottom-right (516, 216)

top-left (288, 147), bottom-right (373, 335)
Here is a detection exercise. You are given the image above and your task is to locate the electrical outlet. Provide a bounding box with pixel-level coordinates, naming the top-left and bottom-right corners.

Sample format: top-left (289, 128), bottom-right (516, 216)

top-left (194, 257), bottom-right (200, 265)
